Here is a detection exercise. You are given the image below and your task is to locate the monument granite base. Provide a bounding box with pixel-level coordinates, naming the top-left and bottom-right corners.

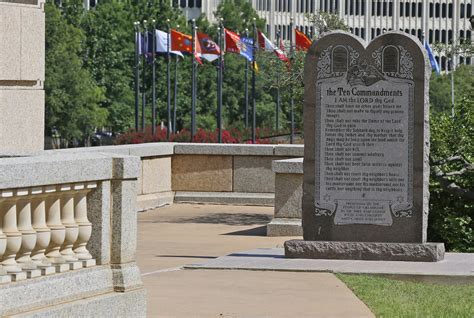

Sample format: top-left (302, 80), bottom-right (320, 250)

top-left (284, 240), bottom-right (445, 262)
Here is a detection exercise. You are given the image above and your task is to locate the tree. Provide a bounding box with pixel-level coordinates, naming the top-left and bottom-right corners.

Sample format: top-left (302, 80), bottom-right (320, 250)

top-left (429, 93), bottom-right (473, 252)
top-left (45, 1), bottom-right (107, 146)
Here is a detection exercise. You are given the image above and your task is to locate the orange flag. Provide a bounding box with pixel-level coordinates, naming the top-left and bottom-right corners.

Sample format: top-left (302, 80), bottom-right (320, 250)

top-left (170, 29), bottom-right (202, 64)
top-left (295, 29), bottom-right (312, 51)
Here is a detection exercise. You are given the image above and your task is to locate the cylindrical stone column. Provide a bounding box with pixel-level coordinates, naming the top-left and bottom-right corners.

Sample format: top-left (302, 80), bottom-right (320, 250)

top-left (15, 189), bottom-right (38, 270)
top-left (1, 190), bottom-right (22, 273)
top-left (45, 186), bottom-right (66, 264)
top-left (59, 184), bottom-right (78, 262)
top-left (30, 187), bottom-right (52, 266)
top-left (73, 183), bottom-right (95, 260)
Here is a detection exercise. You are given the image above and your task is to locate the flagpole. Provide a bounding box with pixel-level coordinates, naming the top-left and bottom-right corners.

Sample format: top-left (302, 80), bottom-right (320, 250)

top-left (173, 25), bottom-right (180, 134)
top-left (166, 19), bottom-right (171, 140)
top-left (289, 17), bottom-right (295, 144)
top-left (276, 28), bottom-right (281, 131)
top-left (217, 18), bottom-right (224, 143)
top-left (134, 21), bottom-right (140, 132)
top-left (251, 18), bottom-right (257, 144)
top-left (244, 28), bottom-right (249, 129)
top-left (141, 20), bottom-right (147, 132)
top-left (191, 19), bottom-right (196, 141)
top-left (151, 19), bottom-right (157, 137)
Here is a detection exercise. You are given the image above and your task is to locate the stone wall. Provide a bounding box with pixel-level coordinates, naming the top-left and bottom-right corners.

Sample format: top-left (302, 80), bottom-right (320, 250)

top-left (0, 0), bottom-right (45, 154)
top-left (53, 143), bottom-right (304, 210)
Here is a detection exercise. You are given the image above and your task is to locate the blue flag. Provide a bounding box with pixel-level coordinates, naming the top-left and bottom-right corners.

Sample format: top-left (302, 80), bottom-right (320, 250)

top-left (424, 41), bottom-right (440, 75)
top-left (239, 37), bottom-right (254, 62)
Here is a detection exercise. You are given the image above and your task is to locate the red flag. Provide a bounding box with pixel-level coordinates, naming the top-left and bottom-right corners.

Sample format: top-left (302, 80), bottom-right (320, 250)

top-left (295, 28), bottom-right (312, 51)
top-left (224, 28), bottom-right (241, 54)
top-left (197, 32), bottom-right (221, 62)
top-left (171, 29), bottom-right (202, 64)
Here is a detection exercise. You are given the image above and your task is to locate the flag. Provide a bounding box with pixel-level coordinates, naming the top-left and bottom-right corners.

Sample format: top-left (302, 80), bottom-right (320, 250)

top-left (257, 30), bottom-right (275, 51)
top-left (225, 28), bottom-right (255, 63)
top-left (156, 30), bottom-right (184, 57)
top-left (136, 31), bottom-right (143, 55)
top-left (225, 28), bottom-right (241, 54)
top-left (295, 28), bottom-right (312, 51)
top-left (257, 30), bottom-right (290, 66)
top-left (424, 41), bottom-right (440, 75)
top-left (171, 29), bottom-right (202, 64)
top-left (197, 32), bottom-right (221, 62)
top-left (239, 37), bottom-right (254, 62)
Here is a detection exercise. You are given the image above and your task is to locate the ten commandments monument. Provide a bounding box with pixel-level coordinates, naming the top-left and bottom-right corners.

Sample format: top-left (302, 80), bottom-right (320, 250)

top-left (285, 31), bottom-right (445, 262)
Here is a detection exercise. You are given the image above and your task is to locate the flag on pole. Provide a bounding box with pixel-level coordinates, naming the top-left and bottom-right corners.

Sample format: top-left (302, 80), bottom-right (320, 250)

top-left (257, 30), bottom-right (290, 66)
top-left (224, 28), bottom-right (241, 54)
top-left (295, 28), bottom-right (312, 51)
top-left (156, 30), bottom-right (184, 57)
top-left (197, 32), bottom-right (221, 62)
top-left (171, 29), bottom-right (202, 64)
top-left (424, 41), bottom-right (440, 75)
top-left (257, 30), bottom-right (275, 51)
top-left (239, 37), bottom-right (254, 62)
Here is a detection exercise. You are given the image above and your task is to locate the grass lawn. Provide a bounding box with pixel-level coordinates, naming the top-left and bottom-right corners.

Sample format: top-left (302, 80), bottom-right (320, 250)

top-left (337, 274), bottom-right (474, 318)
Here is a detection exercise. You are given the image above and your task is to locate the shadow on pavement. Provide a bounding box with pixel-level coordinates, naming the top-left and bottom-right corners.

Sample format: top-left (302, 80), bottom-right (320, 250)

top-left (154, 213), bottom-right (272, 226)
top-left (222, 226), bottom-right (267, 236)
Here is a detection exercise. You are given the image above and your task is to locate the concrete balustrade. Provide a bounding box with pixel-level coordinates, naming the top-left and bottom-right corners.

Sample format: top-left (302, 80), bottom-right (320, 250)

top-left (0, 183), bottom-right (101, 280)
top-left (0, 152), bottom-right (145, 316)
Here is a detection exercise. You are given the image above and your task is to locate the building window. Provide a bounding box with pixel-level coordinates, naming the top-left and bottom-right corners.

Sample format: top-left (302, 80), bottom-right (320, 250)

top-left (429, 29), bottom-right (433, 42)
top-left (467, 30), bottom-right (472, 41)
top-left (389, 2), bottom-right (393, 16)
top-left (435, 30), bottom-right (439, 42)
top-left (411, 29), bottom-right (416, 36)
top-left (180, 0), bottom-right (186, 8)
top-left (442, 3), bottom-right (446, 18)
top-left (460, 3), bottom-right (465, 18)
top-left (417, 3), bottom-right (422, 17)
top-left (350, 0), bottom-right (354, 14)
top-left (467, 4), bottom-right (472, 17)
top-left (417, 29), bottom-right (422, 41)
top-left (355, 27), bottom-right (359, 36)
top-left (188, 0), bottom-right (194, 7)
top-left (345, 0), bottom-right (349, 14)
top-left (356, 0), bottom-right (360, 15)
top-left (441, 30), bottom-right (446, 42)
top-left (405, 2), bottom-right (409, 16)
top-left (400, 1), bottom-right (403, 16)
top-left (383, 1), bottom-right (387, 16)
top-left (371, 28), bottom-right (375, 39)
top-left (411, 2), bottom-right (416, 17)
top-left (429, 3), bottom-right (433, 17)
top-left (361, 28), bottom-right (365, 39)
top-left (448, 3), bottom-right (452, 18)
top-left (372, 0), bottom-right (375, 16)
top-left (435, 3), bottom-right (440, 17)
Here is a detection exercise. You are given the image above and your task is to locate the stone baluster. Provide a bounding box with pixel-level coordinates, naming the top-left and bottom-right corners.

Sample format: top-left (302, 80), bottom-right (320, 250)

top-left (0, 194), bottom-right (11, 284)
top-left (0, 190), bottom-right (26, 281)
top-left (30, 187), bottom-right (55, 275)
top-left (44, 186), bottom-right (69, 272)
top-left (59, 184), bottom-right (81, 270)
top-left (15, 189), bottom-right (41, 278)
top-left (73, 183), bottom-right (96, 267)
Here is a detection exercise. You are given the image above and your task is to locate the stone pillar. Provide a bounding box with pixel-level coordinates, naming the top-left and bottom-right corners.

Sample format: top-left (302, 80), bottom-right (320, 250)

top-left (0, 190), bottom-right (22, 273)
top-left (45, 186), bottom-right (68, 271)
top-left (15, 188), bottom-right (40, 276)
top-left (0, 1), bottom-right (45, 154)
top-left (59, 184), bottom-right (79, 263)
top-left (73, 183), bottom-right (96, 267)
top-left (110, 156), bottom-right (143, 292)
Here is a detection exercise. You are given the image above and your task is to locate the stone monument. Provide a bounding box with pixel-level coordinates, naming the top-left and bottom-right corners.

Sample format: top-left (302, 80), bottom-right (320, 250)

top-left (285, 31), bottom-right (445, 262)
top-left (0, 0), bottom-right (45, 154)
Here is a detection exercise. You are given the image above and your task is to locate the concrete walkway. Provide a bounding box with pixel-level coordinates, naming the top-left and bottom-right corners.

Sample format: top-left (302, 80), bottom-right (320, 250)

top-left (137, 203), bottom-right (373, 317)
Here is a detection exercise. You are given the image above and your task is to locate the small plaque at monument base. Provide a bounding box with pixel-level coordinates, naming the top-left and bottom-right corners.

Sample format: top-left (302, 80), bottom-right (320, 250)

top-left (285, 31), bottom-right (444, 262)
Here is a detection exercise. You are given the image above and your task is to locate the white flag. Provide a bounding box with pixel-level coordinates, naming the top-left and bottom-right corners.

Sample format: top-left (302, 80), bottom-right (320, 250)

top-left (155, 30), bottom-right (184, 57)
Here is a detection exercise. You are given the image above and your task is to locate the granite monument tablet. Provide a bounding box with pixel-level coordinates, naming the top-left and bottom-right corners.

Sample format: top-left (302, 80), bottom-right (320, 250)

top-left (285, 31), bottom-right (445, 262)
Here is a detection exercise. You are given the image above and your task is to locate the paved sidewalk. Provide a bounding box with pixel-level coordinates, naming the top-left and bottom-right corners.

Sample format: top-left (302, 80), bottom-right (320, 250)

top-left (137, 203), bottom-right (374, 317)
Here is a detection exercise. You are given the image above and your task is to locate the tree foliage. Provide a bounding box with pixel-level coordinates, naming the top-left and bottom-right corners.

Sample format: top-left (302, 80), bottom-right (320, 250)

top-left (45, 2), bottom-right (106, 146)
